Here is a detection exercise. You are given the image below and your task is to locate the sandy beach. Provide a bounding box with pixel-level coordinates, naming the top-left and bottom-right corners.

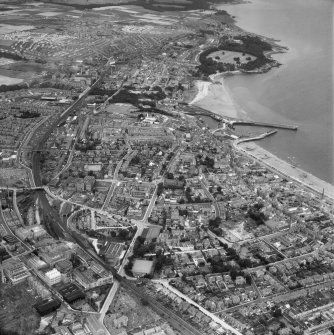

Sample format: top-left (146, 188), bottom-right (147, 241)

top-left (235, 141), bottom-right (334, 201)
top-left (189, 77), bottom-right (241, 119)
top-left (0, 75), bottom-right (23, 85)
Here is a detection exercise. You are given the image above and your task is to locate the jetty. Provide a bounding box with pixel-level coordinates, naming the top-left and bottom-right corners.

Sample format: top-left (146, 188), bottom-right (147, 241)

top-left (230, 120), bottom-right (298, 130)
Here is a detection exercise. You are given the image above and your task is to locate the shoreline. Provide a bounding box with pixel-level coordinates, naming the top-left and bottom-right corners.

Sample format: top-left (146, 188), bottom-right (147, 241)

top-left (234, 141), bottom-right (334, 202)
top-left (186, 2), bottom-right (334, 195)
top-left (187, 67), bottom-right (334, 199)
top-left (188, 75), bottom-right (243, 119)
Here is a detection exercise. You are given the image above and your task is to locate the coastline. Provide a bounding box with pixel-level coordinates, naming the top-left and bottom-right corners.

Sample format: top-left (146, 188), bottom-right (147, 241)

top-left (187, 63), bottom-right (334, 200)
top-left (234, 141), bottom-right (334, 201)
top-left (186, 0), bottom-right (334, 195)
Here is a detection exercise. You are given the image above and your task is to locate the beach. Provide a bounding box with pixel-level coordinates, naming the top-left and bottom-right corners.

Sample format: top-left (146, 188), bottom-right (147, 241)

top-left (189, 77), bottom-right (241, 119)
top-left (235, 141), bottom-right (334, 201)
top-left (0, 75), bottom-right (23, 85)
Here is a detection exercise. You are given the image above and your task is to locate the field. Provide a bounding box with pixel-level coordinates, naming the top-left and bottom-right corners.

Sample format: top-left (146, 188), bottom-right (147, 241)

top-left (0, 167), bottom-right (29, 187)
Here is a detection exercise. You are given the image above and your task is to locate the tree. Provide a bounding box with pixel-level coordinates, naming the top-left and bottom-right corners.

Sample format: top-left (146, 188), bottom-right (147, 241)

top-left (131, 156), bottom-right (140, 165)
top-left (230, 268), bottom-right (238, 281)
top-left (156, 183), bottom-right (164, 196)
top-left (244, 274), bottom-right (252, 285)
top-left (226, 247), bottom-right (237, 258)
top-left (273, 308), bottom-right (282, 318)
top-left (166, 172), bottom-right (174, 179)
top-left (141, 298), bottom-right (149, 306)
top-left (209, 217), bottom-right (222, 229)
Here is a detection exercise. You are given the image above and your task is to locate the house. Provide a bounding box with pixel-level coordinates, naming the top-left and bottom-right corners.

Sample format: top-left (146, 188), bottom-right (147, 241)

top-left (235, 276), bottom-right (246, 285)
top-left (84, 175), bottom-right (95, 192)
top-left (75, 178), bottom-right (85, 192)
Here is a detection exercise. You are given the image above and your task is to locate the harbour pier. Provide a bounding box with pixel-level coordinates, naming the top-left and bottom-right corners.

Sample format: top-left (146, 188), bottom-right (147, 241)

top-left (236, 130), bottom-right (278, 143)
top-left (230, 120), bottom-right (298, 130)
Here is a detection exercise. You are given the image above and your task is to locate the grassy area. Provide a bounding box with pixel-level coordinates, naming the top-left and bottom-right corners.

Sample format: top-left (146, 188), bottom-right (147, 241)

top-left (0, 281), bottom-right (40, 335)
top-left (208, 50), bottom-right (256, 64)
top-left (105, 288), bottom-right (160, 333)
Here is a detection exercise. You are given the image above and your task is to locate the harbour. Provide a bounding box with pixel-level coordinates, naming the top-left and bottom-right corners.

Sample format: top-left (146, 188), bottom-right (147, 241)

top-left (217, 0), bottom-right (333, 184)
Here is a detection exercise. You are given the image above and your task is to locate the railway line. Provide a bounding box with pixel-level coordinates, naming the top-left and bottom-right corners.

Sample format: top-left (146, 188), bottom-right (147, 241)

top-left (28, 70), bottom-right (212, 335)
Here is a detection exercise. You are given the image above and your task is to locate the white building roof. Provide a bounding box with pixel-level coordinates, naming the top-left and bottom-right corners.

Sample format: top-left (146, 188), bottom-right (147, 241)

top-left (45, 268), bottom-right (61, 279)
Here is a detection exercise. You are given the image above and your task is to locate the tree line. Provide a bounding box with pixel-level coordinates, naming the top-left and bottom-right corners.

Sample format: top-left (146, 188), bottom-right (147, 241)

top-left (196, 35), bottom-right (275, 76)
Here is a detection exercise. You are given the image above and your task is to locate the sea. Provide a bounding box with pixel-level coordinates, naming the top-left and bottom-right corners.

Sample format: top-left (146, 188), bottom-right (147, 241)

top-left (216, 0), bottom-right (333, 184)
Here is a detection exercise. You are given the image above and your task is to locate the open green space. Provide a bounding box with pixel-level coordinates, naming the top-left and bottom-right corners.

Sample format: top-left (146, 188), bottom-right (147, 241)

top-left (0, 281), bottom-right (40, 335)
top-left (208, 50), bottom-right (256, 64)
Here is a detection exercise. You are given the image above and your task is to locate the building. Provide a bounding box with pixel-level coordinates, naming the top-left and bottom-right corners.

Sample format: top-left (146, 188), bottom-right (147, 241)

top-left (73, 267), bottom-right (113, 290)
top-left (100, 242), bottom-right (125, 267)
top-left (76, 179), bottom-right (85, 192)
top-left (84, 175), bottom-right (95, 192)
top-left (84, 163), bottom-right (102, 172)
top-left (44, 268), bottom-right (62, 286)
top-left (55, 282), bottom-right (85, 304)
top-left (25, 254), bottom-right (47, 269)
top-left (3, 260), bottom-right (30, 284)
top-left (39, 242), bottom-right (73, 266)
top-left (15, 225), bottom-right (47, 241)
top-left (55, 259), bottom-right (73, 274)
top-left (34, 298), bottom-right (61, 316)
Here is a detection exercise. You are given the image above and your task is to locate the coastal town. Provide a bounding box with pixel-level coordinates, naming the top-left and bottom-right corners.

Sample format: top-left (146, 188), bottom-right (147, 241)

top-left (0, 1), bottom-right (333, 335)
